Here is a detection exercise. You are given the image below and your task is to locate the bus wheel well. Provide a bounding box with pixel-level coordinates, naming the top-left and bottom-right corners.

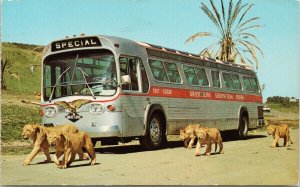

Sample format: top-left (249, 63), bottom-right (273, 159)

top-left (239, 108), bottom-right (249, 119)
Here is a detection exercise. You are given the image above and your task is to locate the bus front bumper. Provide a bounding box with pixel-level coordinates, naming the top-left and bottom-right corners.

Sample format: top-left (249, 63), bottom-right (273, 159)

top-left (87, 124), bottom-right (121, 138)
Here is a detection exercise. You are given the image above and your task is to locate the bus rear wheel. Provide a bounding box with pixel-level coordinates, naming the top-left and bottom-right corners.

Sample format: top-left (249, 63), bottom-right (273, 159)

top-left (237, 114), bottom-right (248, 139)
top-left (139, 113), bottom-right (166, 150)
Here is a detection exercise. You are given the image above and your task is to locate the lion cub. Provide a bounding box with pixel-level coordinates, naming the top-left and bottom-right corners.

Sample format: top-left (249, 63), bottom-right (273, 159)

top-left (179, 124), bottom-right (201, 149)
top-left (47, 130), bottom-right (96, 169)
top-left (267, 124), bottom-right (293, 148)
top-left (21, 124), bottom-right (85, 166)
top-left (194, 127), bottom-right (223, 156)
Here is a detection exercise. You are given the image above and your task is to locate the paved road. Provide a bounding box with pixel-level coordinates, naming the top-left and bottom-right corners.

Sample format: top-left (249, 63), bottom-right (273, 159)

top-left (1, 130), bottom-right (298, 185)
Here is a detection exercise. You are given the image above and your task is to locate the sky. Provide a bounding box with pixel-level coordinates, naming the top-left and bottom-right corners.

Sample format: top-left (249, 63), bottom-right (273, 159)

top-left (1, 0), bottom-right (299, 100)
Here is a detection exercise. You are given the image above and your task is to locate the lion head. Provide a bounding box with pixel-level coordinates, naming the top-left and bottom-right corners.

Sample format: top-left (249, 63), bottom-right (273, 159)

top-left (22, 124), bottom-right (40, 140)
top-left (46, 130), bottom-right (68, 146)
top-left (194, 127), bottom-right (208, 141)
top-left (267, 125), bottom-right (276, 135)
top-left (179, 129), bottom-right (189, 141)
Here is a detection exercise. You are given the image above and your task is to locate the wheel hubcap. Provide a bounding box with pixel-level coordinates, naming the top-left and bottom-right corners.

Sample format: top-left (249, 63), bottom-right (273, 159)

top-left (150, 118), bottom-right (160, 144)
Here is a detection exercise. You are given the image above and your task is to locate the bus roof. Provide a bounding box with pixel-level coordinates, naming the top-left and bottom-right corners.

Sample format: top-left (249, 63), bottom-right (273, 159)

top-left (43, 34), bottom-right (255, 75)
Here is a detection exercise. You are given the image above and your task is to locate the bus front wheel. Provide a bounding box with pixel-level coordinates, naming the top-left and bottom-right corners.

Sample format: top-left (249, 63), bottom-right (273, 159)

top-left (139, 113), bottom-right (166, 150)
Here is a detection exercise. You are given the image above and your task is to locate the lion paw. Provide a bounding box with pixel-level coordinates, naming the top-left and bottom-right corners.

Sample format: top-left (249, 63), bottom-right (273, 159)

top-left (23, 160), bottom-right (30, 166)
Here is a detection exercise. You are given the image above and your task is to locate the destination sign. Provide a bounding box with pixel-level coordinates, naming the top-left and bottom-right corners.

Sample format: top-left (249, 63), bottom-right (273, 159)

top-left (51, 37), bottom-right (101, 52)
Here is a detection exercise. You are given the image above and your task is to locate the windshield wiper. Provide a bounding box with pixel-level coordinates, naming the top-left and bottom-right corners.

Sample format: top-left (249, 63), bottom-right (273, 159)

top-left (49, 67), bottom-right (71, 102)
top-left (77, 67), bottom-right (96, 99)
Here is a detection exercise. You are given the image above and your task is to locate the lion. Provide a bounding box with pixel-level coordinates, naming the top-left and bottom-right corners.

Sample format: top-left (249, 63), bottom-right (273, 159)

top-left (179, 124), bottom-right (198, 149)
top-left (194, 127), bottom-right (224, 156)
top-left (179, 124), bottom-right (207, 149)
top-left (267, 124), bottom-right (293, 148)
top-left (47, 130), bottom-right (96, 169)
top-left (21, 124), bottom-right (87, 166)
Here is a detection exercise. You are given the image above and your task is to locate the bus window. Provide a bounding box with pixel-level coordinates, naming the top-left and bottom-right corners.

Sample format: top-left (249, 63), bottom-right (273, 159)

top-left (211, 70), bottom-right (221, 88)
top-left (141, 63), bottom-right (149, 93)
top-left (149, 59), bottom-right (169, 82)
top-left (183, 65), bottom-right (199, 85)
top-left (231, 74), bottom-right (242, 90)
top-left (243, 76), bottom-right (253, 92)
top-left (164, 62), bottom-right (181, 83)
top-left (222, 72), bottom-right (234, 89)
top-left (120, 57), bottom-right (139, 91)
top-left (195, 67), bottom-right (209, 87)
top-left (250, 77), bottom-right (260, 92)
top-left (44, 65), bottom-right (52, 99)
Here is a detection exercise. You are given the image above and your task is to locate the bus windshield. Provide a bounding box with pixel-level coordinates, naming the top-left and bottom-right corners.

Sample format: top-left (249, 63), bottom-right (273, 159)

top-left (43, 49), bottom-right (117, 101)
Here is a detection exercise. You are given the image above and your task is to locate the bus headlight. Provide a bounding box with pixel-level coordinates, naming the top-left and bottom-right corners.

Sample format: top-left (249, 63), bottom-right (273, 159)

top-left (90, 104), bottom-right (103, 114)
top-left (45, 107), bottom-right (57, 117)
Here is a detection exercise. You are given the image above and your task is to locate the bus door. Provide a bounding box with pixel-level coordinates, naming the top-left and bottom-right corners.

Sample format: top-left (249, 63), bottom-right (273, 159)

top-left (119, 56), bottom-right (149, 137)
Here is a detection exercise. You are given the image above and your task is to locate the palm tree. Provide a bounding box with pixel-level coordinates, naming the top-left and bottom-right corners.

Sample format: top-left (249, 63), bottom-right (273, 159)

top-left (185, 0), bottom-right (263, 69)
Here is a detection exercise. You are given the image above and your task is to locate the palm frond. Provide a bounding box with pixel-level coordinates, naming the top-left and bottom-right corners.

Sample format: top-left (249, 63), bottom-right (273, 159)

top-left (228, 0), bottom-right (242, 30)
top-left (237, 17), bottom-right (260, 30)
top-left (235, 3), bottom-right (254, 29)
top-left (209, 0), bottom-right (225, 35)
top-left (185, 32), bottom-right (212, 44)
top-left (239, 40), bottom-right (259, 69)
top-left (220, 0), bottom-right (226, 25)
top-left (240, 40), bottom-right (264, 56)
top-left (238, 32), bottom-right (260, 44)
top-left (226, 0), bottom-right (233, 28)
top-left (239, 24), bottom-right (262, 33)
top-left (201, 3), bottom-right (224, 35)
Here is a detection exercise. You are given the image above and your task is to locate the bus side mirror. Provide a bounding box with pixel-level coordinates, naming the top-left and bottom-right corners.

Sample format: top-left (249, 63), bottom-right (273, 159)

top-left (121, 75), bottom-right (131, 85)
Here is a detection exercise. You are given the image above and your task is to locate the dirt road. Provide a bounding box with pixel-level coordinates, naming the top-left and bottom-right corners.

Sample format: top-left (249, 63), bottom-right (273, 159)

top-left (1, 130), bottom-right (298, 185)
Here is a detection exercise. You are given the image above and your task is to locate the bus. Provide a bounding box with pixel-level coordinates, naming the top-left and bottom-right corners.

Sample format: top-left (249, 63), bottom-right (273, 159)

top-left (40, 34), bottom-right (264, 149)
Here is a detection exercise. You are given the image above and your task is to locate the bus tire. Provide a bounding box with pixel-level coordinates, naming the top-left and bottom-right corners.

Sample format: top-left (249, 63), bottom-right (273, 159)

top-left (139, 113), bottom-right (166, 150)
top-left (237, 113), bottom-right (248, 140)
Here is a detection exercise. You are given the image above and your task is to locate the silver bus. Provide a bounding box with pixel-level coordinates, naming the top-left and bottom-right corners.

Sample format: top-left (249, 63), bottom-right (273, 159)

top-left (40, 34), bottom-right (264, 149)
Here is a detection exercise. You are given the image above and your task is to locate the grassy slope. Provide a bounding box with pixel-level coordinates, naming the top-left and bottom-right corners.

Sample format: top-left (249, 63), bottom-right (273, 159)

top-left (1, 43), bottom-right (43, 143)
top-left (2, 42), bottom-right (42, 93)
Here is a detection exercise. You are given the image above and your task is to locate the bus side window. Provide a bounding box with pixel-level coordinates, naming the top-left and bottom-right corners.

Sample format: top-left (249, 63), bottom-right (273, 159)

top-left (149, 59), bottom-right (169, 82)
top-left (250, 77), bottom-right (259, 92)
top-left (243, 76), bottom-right (252, 92)
top-left (231, 73), bottom-right (242, 90)
top-left (141, 63), bottom-right (149, 93)
top-left (183, 65), bottom-right (199, 85)
top-left (222, 72), bottom-right (234, 89)
top-left (195, 67), bottom-right (209, 86)
top-left (164, 62), bottom-right (182, 83)
top-left (211, 70), bottom-right (221, 88)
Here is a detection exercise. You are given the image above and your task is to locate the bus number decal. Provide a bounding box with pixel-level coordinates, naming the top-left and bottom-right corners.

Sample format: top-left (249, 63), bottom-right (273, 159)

top-left (152, 88), bottom-right (160, 94)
